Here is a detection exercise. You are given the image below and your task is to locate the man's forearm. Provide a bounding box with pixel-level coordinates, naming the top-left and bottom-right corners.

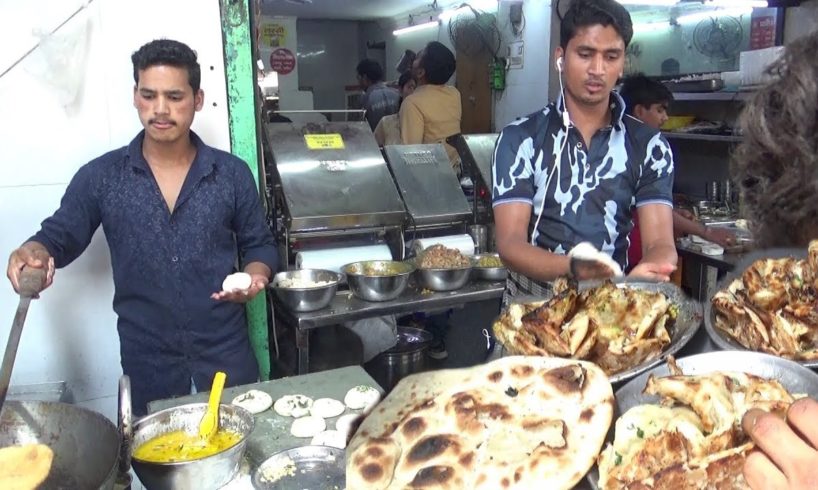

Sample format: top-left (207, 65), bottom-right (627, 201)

top-left (641, 243), bottom-right (678, 266)
top-left (672, 213), bottom-right (705, 237)
top-left (498, 241), bottom-right (571, 282)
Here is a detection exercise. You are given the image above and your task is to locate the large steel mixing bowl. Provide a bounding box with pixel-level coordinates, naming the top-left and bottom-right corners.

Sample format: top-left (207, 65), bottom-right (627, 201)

top-left (342, 260), bottom-right (415, 302)
top-left (415, 266), bottom-right (472, 292)
top-left (271, 269), bottom-right (340, 312)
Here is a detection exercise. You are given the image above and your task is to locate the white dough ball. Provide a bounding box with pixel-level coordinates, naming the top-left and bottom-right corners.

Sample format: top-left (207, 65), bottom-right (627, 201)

top-left (310, 430), bottom-right (346, 449)
top-left (344, 385), bottom-right (381, 410)
top-left (231, 390), bottom-right (273, 415)
top-left (290, 416), bottom-right (326, 438)
top-left (335, 413), bottom-right (363, 440)
top-left (222, 272), bottom-right (252, 292)
top-left (310, 398), bottom-right (345, 418)
top-left (273, 395), bottom-right (313, 418)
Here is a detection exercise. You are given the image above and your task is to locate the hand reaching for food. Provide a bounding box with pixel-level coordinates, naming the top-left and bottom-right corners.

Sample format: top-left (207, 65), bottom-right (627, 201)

top-left (742, 398), bottom-right (818, 490)
top-left (628, 262), bottom-right (676, 282)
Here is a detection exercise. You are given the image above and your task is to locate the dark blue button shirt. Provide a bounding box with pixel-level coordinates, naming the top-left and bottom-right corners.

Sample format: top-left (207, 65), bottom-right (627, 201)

top-left (31, 131), bottom-right (278, 413)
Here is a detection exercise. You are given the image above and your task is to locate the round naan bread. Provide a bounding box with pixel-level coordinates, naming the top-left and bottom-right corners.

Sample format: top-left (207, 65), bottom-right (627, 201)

top-left (346, 356), bottom-right (614, 490)
top-left (0, 444), bottom-right (54, 490)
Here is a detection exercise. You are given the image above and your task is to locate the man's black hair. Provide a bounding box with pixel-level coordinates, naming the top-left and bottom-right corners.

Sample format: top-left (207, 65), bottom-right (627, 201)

top-left (560, 0), bottom-right (634, 49)
top-left (356, 59), bottom-right (384, 83)
top-left (419, 41), bottom-right (456, 85)
top-left (619, 74), bottom-right (673, 115)
top-left (131, 39), bottom-right (201, 92)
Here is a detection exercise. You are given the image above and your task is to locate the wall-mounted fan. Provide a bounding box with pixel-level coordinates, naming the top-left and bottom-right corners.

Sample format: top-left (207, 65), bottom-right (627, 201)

top-left (447, 6), bottom-right (501, 58)
top-left (692, 16), bottom-right (743, 62)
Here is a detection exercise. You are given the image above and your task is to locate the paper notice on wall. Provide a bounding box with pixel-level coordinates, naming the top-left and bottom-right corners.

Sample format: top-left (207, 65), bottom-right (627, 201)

top-left (750, 10), bottom-right (777, 50)
top-left (259, 22), bottom-right (287, 47)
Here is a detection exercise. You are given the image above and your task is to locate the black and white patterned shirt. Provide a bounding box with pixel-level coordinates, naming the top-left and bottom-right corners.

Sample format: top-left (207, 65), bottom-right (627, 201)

top-left (492, 92), bottom-right (674, 271)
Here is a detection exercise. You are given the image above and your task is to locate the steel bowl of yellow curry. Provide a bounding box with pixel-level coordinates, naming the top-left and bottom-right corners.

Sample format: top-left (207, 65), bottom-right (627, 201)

top-left (129, 402), bottom-right (254, 490)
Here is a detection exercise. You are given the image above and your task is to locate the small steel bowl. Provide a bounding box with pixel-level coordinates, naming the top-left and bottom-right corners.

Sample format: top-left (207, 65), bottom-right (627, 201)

top-left (342, 260), bottom-right (415, 302)
top-left (271, 269), bottom-right (340, 312)
top-left (471, 253), bottom-right (508, 281)
top-left (415, 266), bottom-right (472, 291)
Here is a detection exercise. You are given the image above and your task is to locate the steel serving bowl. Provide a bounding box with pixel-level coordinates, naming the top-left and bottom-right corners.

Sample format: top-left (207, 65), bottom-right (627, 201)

top-left (130, 403), bottom-right (255, 490)
top-left (471, 253), bottom-right (508, 281)
top-left (415, 266), bottom-right (473, 292)
top-left (271, 269), bottom-right (340, 312)
top-left (586, 351), bottom-right (818, 489)
top-left (342, 260), bottom-right (415, 302)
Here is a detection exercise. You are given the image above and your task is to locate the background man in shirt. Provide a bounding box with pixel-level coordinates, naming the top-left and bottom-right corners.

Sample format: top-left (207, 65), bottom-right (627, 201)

top-left (357, 58), bottom-right (400, 131)
top-left (6, 39), bottom-right (277, 414)
top-left (618, 74), bottom-right (735, 268)
top-left (400, 41), bottom-right (462, 171)
top-left (492, 0), bottom-right (677, 301)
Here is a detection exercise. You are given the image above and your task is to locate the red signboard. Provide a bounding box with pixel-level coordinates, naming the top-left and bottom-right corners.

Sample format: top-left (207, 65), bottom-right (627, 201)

top-left (750, 14), bottom-right (776, 50)
top-left (270, 48), bottom-right (296, 75)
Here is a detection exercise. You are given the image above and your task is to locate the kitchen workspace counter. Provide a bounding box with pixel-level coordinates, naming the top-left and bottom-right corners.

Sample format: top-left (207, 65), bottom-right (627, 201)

top-left (676, 241), bottom-right (747, 301)
top-left (274, 280), bottom-right (506, 374)
top-left (147, 366), bottom-right (382, 468)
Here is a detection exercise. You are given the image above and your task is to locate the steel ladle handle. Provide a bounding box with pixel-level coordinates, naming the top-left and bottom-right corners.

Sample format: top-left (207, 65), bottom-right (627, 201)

top-left (18, 266), bottom-right (47, 298)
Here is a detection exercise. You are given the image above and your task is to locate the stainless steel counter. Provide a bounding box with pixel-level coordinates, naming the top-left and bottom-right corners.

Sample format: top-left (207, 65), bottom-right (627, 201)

top-left (274, 280), bottom-right (505, 374)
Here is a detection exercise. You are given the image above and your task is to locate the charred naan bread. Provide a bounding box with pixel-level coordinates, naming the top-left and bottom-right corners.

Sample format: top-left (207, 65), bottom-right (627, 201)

top-left (493, 281), bottom-right (678, 376)
top-left (597, 358), bottom-right (798, 490)
top-left (711, 240), bottom-right (818, 360)
top-left (346, 357), bottom-right (614, 490)
top-left (0, 444), bottom-right (54, 490)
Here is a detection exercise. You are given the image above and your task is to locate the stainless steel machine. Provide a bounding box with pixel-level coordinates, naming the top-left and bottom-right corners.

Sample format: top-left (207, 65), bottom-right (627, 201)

top-left (451, 133), bottom-right (498, 225)
top-left (383, 144), bottom-right (471, 237)
top-left (264, 121), bottom-right (408, 266)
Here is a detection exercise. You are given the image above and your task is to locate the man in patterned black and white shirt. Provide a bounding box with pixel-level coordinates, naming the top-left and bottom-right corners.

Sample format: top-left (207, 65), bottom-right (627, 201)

top-left (492, 0), bottom-right (677, 301)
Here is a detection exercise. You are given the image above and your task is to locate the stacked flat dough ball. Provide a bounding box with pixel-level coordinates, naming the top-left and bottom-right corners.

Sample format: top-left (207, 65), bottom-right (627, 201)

top-left (271, 386), bottom-right (380, 449)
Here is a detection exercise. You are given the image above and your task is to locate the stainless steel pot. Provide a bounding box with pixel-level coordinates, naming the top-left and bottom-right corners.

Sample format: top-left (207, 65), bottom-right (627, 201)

top-left (364, 326), bottom-right (433, 391)
top-left (342, 260), bottom-right (414, 302)
top-left (0, 400), bottom-right (120, 489)
top-left (119, 376), bottom-right (254, 490)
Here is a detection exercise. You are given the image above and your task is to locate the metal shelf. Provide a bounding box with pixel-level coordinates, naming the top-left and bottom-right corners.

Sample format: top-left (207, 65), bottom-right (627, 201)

top-left (662, 132), bottom-right (743, 143)
top-left (671, 91), bottom-right (753, 102)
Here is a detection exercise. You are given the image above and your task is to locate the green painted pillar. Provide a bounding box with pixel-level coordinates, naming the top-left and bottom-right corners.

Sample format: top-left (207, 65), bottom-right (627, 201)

top-left (220, 0), bottom-right (270, 380)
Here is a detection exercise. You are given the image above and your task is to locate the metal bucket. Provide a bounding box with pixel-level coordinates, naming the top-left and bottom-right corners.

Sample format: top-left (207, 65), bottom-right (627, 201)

top-left (364, 326), bottom-right (433, 391)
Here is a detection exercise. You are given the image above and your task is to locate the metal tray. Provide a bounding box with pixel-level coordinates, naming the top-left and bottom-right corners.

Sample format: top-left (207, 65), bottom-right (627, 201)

top-left (587, 351), bottom-right (818, 489)
top-left (252, 445), bottom-right (344, 489)
top-left (703, 247), bottom-right (817, 368)
top-left (501, 280), bottom-right (703, 385)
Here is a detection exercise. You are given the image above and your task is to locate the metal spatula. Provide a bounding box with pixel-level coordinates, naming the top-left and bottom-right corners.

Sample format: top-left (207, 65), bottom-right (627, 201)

top-left (0, 266), bottom-right (47, 413)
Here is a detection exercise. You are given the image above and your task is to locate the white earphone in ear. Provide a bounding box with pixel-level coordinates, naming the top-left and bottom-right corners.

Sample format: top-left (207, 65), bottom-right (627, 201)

top-left (556, 56), bottom-right (564, 72)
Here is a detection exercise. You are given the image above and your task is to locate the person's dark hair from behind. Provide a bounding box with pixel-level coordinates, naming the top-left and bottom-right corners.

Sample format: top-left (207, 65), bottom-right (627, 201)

top-left (132, 39), bottom-right (201, 92)
top-left (398, 71), bottom-right (413, 91)
top-left (560, 0), bottom-right (634, 49)
top-left (419, 41), bottom-right (456, 85)
top-left (619, 73), bottom-right (673, 115)
top-left (356, 59), bottom-right (384, 84)
top-left (731, 30), bottom-right (818, 248)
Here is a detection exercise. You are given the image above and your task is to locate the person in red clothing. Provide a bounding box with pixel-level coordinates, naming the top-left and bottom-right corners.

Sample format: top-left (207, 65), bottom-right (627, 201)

top-left (619, 74), bottom-right (735, 267)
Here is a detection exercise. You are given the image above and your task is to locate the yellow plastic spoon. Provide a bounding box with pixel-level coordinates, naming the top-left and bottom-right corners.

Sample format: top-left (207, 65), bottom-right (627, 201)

top-left (198, 371), bottom-right (226, 441)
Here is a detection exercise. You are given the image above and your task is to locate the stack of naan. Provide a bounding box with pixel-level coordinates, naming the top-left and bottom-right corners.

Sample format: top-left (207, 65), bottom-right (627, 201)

top-left (346, 356), bottom-right (614, 489)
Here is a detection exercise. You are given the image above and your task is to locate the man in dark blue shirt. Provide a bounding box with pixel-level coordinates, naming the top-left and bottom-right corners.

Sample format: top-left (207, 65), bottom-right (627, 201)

top-left (6, 39), bottom-right (277, 414)
top-left (492, 0), bottom-right (677, 302)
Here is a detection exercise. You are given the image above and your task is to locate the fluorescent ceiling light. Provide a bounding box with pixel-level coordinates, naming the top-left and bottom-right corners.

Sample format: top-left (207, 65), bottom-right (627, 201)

top-left (617, 0), bottom-right (677, 5)
top-left (393, 20), bottom-right (440, 36)
top-left (676, 7), bottom-right (753, 24)
top-left (708, 0), bottom-right (767, 7)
